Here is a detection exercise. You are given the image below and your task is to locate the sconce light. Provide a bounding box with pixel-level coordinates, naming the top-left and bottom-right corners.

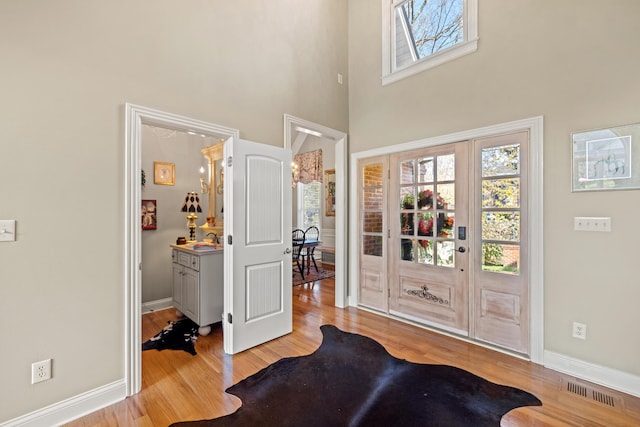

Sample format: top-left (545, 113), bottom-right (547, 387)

top-left (292, 162), bottom-right (300, 188)
top-left (216, 163), bottom-right (224, 195)
top-left (181, 192), bottom-right (202, 242)
top-left (199, 166), bottom-right (210, 194)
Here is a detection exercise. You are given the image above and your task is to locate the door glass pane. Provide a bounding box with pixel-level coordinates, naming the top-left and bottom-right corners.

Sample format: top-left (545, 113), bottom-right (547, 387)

top-left (417, 212), bottom-right (433, 237)
top-left (364, 187), bottom-right (383, 210)
top-left (417, 186), bottom-right (435, 209)
top-left (364, 163), bottom-right (383, 185)
top-left (437, 154), bottom-right (455, 181)
top-left (481, 243), bottom-right (520, 274)
top-left (481, 144), bottom-right (520, 177)
top-left (401, 238), bottom-right (414, 261)
top-left (400, 160), bottom-right (414, 184)
top-left (400, 213), bottom-right (414, 235)
top-left (363, 212), bottom-right (383, 233)
top-left (482, 178), bottom-right (520, 208)
top-left (363, 235), bottom-right (383, 257)
top-left (438, 212), bottom-right (455, 238)
top-left (401, 186), bottom-right (415, 209)
top-left (482, 212), bottom-right (520, 242)
top-left (418, 157), bottom-right (434, 182)
top-left (437, 183), bottom-right (455, 209)
top-left (436, 240), bottom-right (455, 267)
top-left (417, 239), bottom-right (433, 265)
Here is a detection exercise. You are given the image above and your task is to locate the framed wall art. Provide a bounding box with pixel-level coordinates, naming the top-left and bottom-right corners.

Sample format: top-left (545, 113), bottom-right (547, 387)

top-left (141, 200), bottom-right (157, 230)
top-left (572, 123), bottom-right (640, 192)
top-left (325, 169), bottom-right (336, 216)
top-left (154, 161), bottom-right (175, 185)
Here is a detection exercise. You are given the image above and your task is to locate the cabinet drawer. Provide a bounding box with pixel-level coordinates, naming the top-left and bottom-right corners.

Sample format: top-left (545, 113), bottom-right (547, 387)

top-left (177, 251), bottom-right (191, 267)
top-left (175, 250), bottom-right (200, 271)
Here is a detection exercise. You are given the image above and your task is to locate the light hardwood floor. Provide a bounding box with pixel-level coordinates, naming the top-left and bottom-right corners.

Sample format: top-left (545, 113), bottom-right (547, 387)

top-left (65, 273), bottom-right (640, 426)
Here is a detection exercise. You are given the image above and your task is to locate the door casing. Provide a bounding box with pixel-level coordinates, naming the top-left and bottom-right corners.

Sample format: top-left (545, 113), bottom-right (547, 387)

top-left (124, 103), bottom-right (239, 396)
top-left (284, 114), bottom-right (348, 308)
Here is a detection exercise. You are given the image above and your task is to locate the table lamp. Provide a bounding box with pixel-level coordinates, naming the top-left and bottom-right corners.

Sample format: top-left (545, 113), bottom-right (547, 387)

top-left (181, 192), bottom-right (202, 242)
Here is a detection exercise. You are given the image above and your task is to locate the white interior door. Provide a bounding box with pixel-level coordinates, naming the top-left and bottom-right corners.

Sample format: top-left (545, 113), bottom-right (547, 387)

top-left (223, 138), bottom-right (292, 354)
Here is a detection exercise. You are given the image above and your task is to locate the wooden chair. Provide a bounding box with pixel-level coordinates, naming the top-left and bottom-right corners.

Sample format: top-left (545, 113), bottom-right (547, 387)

top-left (292, 229), bottom-right (306, 279)
top-left (303, 226), bottom-right (319, 274)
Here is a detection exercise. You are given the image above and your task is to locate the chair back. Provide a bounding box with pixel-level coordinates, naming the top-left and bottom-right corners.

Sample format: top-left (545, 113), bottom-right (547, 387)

top-left (305, 226), bottom-right (319, 243)
top-left (292, 229), bottom-right (305, 260)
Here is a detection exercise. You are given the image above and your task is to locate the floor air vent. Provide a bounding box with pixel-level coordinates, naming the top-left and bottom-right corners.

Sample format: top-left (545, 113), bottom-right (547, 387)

top-left (566, 381), bottom-right (617, 407)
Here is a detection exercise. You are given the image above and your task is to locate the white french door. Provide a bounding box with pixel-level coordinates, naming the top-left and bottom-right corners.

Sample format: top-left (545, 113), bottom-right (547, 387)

top-left (223, 138), bottom-right (293, 355)
top-left (472, 131), bottom-right (529, 353)
top-left (358, 131), bottom-right (531, 355)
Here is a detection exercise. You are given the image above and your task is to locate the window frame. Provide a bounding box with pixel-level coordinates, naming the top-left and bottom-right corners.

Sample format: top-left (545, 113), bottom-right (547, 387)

top-left (296, 181), bottom-right (322, 234)
top-left (381, 0), bottom-right (478, 86)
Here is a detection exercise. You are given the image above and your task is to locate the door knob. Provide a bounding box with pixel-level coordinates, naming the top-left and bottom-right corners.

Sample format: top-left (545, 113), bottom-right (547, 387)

top-left (457, 247), bottom-right (466, 253)
top-left (284, 248), bottom-right (292, 254)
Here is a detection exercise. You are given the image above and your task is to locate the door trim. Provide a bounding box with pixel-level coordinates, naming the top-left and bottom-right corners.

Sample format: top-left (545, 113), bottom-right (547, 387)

top-left (124, 103), bottom-right (239, 396)
top-left (349, 116), bottom-right (544, 363)
top-left (284, 114), bottom-right (348, 308)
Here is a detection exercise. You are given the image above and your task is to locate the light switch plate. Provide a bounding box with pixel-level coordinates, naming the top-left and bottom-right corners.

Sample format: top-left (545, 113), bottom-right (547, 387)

top-left (0, 220), bottom-right (16, 241)
top-left (574, 216), bottom-right (611, 232)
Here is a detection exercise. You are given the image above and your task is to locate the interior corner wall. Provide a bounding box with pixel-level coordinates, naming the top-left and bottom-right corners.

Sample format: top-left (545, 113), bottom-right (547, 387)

top-left (0, 0), bottom-right (347, 423)
top-left (348, 0), bottom-right (640, 378)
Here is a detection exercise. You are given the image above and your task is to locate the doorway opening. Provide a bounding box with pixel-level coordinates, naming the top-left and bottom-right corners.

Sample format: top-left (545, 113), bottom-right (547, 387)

top-left (284, 115), bottom-right (348, 308)
top-left (125, 103), bottom-right (239, 396)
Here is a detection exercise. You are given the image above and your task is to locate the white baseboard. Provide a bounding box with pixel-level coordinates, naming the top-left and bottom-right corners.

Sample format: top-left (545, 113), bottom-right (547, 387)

top-left (142, 297), bottom-right (173, 314)
top-left (544, 350), bottom-right (640, 398)
top-left (1, 380), bottom-right (126, 427)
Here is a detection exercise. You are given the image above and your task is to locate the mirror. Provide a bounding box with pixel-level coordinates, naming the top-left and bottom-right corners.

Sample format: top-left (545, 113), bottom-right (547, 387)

top-left (199, 141), bottom-right (225, 236)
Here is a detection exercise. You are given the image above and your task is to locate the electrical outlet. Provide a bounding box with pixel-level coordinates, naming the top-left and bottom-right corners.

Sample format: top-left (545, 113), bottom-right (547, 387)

top-left (572, 322), bottom-right (587, 340)
top-left (31, 359), bottom-right (52, 384)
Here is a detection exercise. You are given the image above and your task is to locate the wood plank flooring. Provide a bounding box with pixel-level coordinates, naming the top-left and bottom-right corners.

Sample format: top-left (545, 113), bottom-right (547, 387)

top-left (65, 274), bottom-right (640, 426)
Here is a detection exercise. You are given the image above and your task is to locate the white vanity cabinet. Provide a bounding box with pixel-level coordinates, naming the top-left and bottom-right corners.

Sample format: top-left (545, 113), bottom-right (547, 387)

top-left (171, 245), bottom-right (223, 331)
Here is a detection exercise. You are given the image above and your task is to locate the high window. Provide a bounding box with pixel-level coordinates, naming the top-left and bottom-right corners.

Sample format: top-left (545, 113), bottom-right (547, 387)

top-left (382, 0), bottom-right (478, 85)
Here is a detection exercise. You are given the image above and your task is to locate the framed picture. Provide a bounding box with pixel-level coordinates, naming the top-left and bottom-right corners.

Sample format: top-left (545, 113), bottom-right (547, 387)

top-left (325, 169), bottom-right (336, 216)
top-left (154, 161), bottom-right (175, 185)
top-left (141, 200), bottom-right (157, 230)
top-left (572, 123), bottom-right (640, 191)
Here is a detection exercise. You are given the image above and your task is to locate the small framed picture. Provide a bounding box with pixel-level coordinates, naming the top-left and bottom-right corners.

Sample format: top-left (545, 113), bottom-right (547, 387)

top-left (142, 200), bottom-right (157, 230)
top-left (572, 123), bottom-right (640, 191)
top-left (154, 161), bottom-right (175, 185)
top-left (325, 169), bottom-right (336, 216)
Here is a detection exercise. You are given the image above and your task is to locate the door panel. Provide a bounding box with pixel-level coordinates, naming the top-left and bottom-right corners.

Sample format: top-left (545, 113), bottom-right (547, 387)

top-left (472, 131), bottom-right (529, 353)
top-left (358, 156), bottom-right (388, 311)
top-left (389, 143), bottom-right (469, 334)
top-left (223, 138), bottom-right (292, 355)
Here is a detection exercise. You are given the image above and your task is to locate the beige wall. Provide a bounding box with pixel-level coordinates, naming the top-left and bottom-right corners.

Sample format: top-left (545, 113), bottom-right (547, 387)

top-left (348, 0), bottom-right (640, 376)
top-left (0, 0), bottom-right (347, 422)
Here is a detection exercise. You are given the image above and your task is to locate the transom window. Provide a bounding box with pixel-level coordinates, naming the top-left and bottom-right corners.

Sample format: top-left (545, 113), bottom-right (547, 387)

top-left (382, 0), bottom-right (478, 85)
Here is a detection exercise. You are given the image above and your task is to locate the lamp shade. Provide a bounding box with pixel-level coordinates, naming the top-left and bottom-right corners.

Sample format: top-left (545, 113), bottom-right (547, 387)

top-left (181, 192), bottom-right (202, 213)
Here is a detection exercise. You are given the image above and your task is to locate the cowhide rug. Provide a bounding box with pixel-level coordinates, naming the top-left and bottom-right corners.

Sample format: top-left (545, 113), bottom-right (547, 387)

top-left (170, 325), bottom-right (541, 426)
top-left (142, 318), bottom-right (199, 355)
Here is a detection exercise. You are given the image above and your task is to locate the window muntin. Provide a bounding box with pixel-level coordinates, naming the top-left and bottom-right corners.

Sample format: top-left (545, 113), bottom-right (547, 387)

top-left (480, 144), bottom-right (521, 275)
top-left (362, 163), bottom-right (385, 257)
top-left (382, 0), bottom-right (478, 85)
top-left (399, 154), bottom-right (456, 267)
